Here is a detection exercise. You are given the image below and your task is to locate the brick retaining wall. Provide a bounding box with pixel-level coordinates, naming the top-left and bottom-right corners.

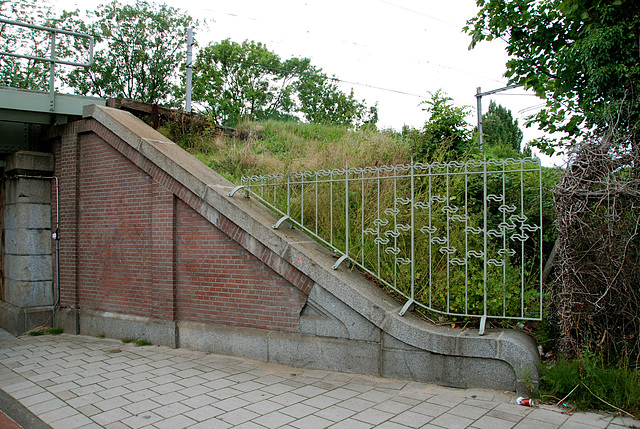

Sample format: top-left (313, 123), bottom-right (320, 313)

top-left (52, 118), bottom-right (311, 332)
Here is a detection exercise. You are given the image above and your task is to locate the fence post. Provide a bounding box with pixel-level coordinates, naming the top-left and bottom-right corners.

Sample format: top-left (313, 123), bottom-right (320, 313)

top-left (410, 162), bottom-right (415, 303)
top-left (49, 31), bottom-right (56, 111)
top-left (480, 156), bottom-right (488, 335)
top-left (345, 165), bottom-right (350, 260)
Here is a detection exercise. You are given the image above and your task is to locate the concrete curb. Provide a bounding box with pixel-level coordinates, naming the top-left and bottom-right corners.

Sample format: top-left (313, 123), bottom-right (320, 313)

top-left (0, 388), bottom-right (50, 429)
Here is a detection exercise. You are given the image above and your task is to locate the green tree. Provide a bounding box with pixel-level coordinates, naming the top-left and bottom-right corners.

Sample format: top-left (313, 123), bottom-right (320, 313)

top-left (409, 89), bottom-right (472, 161)
top-left (193, 39), bottom-right (377, 128)
top-left (481, 101), bottom-right (523, 152)
top-left (1, 0), bottom-right (87, 91)
top-left (192, 39), bottom-right (304, 126)
top-left (297, 67), bottom-right (377, 128)
top-left (465, 0), bottom-right (640, 154)
top-left (66, 0), bottom-right (195, 104)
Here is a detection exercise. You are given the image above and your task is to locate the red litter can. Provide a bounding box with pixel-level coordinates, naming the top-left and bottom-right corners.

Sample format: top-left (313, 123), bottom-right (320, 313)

top-left (517, 396), bottom-right (534, 406)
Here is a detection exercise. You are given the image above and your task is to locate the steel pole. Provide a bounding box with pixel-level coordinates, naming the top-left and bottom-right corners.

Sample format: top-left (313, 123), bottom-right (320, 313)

top-left (185, 28), bottom-right (193, 113)
top-left (476, 87), bottom-right (483, 150)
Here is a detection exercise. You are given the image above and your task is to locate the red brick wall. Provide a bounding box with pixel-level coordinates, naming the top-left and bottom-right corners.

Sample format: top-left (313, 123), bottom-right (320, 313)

top-left (175, 199), bottom-right (307, 331)
top-left (52, 118), bottom-right (310, 332)
top-left (77, 132), bottom-right (156, 316)
top-left (53, 122), bottom-right (82, 310)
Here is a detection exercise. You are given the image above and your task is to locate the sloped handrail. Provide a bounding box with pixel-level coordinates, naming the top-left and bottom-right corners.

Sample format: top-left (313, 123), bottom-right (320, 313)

top-left (230, 158), bottom-right (544, 334)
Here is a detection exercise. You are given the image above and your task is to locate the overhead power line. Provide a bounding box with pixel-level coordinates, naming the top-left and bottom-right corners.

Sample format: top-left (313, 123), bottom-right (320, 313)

top-left (374, 0), bottom-right (459, 28)
top-left (200, 56), bottom-right (432, 99)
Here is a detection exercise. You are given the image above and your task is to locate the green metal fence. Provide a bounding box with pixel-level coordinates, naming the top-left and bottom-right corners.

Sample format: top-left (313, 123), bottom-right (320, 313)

top-left (229, 158), bottom-right (543, 334)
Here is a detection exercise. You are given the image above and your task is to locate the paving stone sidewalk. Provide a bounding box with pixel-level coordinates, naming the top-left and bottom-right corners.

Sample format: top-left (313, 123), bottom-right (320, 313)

top-left (0, 328), bottom-right (637, 429)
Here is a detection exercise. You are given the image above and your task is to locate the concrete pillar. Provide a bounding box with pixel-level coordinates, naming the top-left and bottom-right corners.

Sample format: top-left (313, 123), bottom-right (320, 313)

top-left (0, 151), bottom-right (54, 335)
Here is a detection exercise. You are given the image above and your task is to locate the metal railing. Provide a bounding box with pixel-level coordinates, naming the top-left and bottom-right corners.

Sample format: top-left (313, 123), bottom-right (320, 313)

top-left (0, 18), bottom-right (94, 110)
top-left (229, 158), bottom-right (543, 334)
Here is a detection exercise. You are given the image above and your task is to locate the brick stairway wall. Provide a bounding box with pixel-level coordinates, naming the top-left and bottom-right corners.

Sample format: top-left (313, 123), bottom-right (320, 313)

top-left (51, 118), bottom-right (310, 332)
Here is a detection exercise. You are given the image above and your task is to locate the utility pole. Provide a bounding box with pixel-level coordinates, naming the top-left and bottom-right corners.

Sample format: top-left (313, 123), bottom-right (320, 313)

top-left (185, 28), bottom-right (193, 113)
top-left (475, 84), bottom-right (519, 150)
top-left (476, 87), bottom-right (483, 149)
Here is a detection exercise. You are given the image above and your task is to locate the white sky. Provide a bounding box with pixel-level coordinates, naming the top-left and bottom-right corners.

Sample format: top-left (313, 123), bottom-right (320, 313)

top-left (54, 0), bottom-right (562, 166)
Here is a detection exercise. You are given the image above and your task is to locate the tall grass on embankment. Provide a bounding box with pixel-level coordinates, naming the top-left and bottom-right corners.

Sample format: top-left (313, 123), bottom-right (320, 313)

top-left (176, 120), bottom-right (412, 183)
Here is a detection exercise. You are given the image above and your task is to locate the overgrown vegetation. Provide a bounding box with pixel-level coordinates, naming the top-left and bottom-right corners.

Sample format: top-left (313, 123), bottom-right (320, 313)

top-left (538, 350), bottom-right (640, 417)
top-left (553, 135), bottom-right (640, 367)
top-left (27, 327), bottom-right (63, 336)
top-left (175, 119), bottom-right (410, 184)
top-left (467, 0), bottom-right (640, 416)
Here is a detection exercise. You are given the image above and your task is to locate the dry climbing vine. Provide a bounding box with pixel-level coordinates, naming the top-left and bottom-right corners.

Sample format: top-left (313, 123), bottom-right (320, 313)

top-left (553, 133), bottom-right (640, 367)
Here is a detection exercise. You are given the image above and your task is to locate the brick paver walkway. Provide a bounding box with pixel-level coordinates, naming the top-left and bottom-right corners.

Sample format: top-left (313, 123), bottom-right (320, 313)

top-left (0, 328), bottom-right (637, 429)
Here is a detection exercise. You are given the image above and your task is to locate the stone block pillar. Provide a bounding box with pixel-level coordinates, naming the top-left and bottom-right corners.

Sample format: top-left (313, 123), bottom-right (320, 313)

top-left (0, 151), bottom-right (55, 335)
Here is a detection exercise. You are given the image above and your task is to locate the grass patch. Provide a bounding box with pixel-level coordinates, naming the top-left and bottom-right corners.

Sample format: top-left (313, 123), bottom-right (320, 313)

top-left (538, 354), bottom-right (640, 418)
top-left (27, 327), bottom-right (63, 336)
top-left (121, 338), bottom-right (151, 347)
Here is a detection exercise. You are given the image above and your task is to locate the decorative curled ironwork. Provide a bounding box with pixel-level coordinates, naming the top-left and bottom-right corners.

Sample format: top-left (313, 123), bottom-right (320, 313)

top-left (439, 246), bottom-right (457, 255)
top-left (374, 237), bottom-right (390, 246)
top-left (374, 218), bottom-right (389, 227)
top-left (498, 248), bottom-right (516, 257)
top-left (499, 204), bottom-right (518, 214)
top-left (451, 214), bottom-right (468, 223)
top-left (498, 221), bottom-right (517, 231)
top-left (431, 236), bottom-right (448, 245)
top-left (510, 214), bottom-right (528, 223)
top-left (521, 223), bottom-right (541, 232)
top-left (385, 230), bottom-right (401, 238)
top-left (487, 229), bottom-right (505, 238)
top-left (511, 233), bottom-right (530, 242)
top-left (420, 226), bottom-right (437, 234)
top-left (441, 205), bottom-right (459, 215)
top-left (384, 208), bottom-right (400, 216)
top-left (466, 226), bottom-right (483, 235)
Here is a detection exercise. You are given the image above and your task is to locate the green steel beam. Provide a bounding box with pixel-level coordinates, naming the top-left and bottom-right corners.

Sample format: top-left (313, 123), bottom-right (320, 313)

top-left (0, 86), bottom-right (105, 125)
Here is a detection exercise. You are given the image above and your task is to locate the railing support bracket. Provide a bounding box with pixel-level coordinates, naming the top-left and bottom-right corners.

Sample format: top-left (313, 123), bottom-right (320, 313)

top-left (479, 315), bottom-right (487, 336)
top-left (332, 255), bottom-right (349, 270)
top-left (273, 215), bottom-right (291, 229)
top-left (398, 299), bottom-right (415, 317)
top-left (228, 185), bottom-right (247, 197)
